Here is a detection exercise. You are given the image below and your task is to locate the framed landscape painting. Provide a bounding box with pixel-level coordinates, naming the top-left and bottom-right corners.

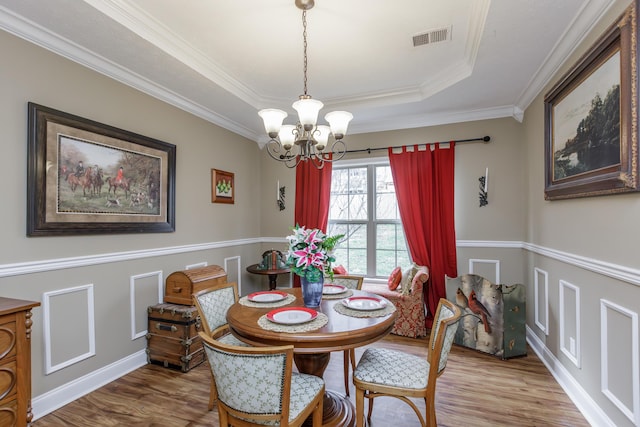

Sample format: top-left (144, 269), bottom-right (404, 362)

top-left (544, 2), bottom-right (639, 200)
top-left (27, 103), bottom-right (176, 236)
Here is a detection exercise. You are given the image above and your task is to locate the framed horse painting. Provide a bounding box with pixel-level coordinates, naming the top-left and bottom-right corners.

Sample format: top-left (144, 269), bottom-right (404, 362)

top-left (27, 102), bottom-right (176, 236)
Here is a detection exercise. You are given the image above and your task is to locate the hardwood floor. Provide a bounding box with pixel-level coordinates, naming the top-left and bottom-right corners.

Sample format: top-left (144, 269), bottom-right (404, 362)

top-left (33, 334), bottom-right (589, 427)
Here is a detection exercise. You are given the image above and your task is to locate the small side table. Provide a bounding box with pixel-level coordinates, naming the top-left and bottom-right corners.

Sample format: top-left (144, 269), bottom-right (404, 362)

top-left (246, 264), bottom-right (290, 290)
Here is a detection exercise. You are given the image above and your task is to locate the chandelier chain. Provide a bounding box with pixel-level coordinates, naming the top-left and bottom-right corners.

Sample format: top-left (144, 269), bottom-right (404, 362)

top-left (302, 10), bottom-right (308, 96)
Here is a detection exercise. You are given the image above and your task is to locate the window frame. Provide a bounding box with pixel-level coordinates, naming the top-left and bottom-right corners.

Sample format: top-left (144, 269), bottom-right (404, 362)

top-left (328, 157), bottom-right (409, 279)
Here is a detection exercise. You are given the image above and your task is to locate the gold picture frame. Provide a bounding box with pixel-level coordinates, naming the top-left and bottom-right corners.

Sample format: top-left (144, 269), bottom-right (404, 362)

top-left (544, 1), bottom-right (639, 200)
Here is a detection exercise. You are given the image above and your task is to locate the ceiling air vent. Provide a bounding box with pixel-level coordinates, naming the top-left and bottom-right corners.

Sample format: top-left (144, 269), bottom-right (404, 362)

top-left (412, 26), bottom-right (452, 47)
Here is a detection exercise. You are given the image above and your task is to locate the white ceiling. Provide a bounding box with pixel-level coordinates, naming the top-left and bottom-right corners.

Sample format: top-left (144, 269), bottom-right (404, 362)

top-left (0, 0), bottom-right (618, 144)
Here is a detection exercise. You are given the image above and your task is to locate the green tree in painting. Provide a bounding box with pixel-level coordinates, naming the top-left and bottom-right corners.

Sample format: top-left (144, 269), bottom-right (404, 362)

top-left (554, 85), bottom-right (620, 179)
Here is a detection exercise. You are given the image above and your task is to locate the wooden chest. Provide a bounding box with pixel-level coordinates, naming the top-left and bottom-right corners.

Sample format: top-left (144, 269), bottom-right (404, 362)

top-left (164, 265), bottom-right (227, 305)
top-left (146, 303), bottom-right (204, 372)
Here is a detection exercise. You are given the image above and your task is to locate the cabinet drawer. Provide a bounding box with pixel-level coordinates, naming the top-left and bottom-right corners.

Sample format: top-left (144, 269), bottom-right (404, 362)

top-left (0, 398), bottom-right (18, 427)
top-left (0, 323), bottom-right (16, 361)
top-left (0, 361), bottom-right (17, 403)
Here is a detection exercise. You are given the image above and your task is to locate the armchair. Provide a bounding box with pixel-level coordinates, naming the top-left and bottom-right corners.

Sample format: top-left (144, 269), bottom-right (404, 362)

top-left (361, 265), bottom-right (429, 338)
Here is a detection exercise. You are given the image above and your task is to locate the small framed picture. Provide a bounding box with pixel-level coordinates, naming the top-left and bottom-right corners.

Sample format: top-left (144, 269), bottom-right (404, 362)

top-left (211, 169), bottom-right (234, 204)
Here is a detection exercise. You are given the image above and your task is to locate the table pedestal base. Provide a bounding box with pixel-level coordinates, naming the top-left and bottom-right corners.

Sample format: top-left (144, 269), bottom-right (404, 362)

top-left (319, 390), bottom-right (356, 427)
top-left (296, 353), bottom-right (357, 427)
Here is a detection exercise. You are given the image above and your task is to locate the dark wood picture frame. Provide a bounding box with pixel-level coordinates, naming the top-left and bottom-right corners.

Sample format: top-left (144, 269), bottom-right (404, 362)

top-left (211, 169), bottom-right (235, 204)
top-left (544, 1), bottom-right (639, 200)
top-left (27, 102), bottom-right (176, 236)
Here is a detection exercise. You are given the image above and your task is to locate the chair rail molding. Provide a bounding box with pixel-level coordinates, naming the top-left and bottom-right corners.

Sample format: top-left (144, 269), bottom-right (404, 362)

top-left (1, 238), bottom-right (638, 289)
top-left (0, 237), bottom-right (262, 278)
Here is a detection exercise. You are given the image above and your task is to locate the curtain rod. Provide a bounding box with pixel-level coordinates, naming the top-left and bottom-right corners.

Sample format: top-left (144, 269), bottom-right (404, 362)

top-left (341, 135), bottom-right (491, 155)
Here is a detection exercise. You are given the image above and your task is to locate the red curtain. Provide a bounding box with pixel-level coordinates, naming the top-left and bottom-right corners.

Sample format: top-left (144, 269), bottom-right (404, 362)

top-left (388, 143), bottom-right (457, 328)
top-left (293, 157), bottom-right (333, 286)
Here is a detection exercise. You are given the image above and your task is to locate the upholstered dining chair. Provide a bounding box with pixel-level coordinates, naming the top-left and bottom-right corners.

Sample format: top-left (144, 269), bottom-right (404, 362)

top-left (192, 282), bottom-right (250, 410)
top-left (331, 274), bottom-right (364, 396)
top-left (352, 298), bottom-right (461, 427)
top-left (199, 331), bottom-right (325, 427)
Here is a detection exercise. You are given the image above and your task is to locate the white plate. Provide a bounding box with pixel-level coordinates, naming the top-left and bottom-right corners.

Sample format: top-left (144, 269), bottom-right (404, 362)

top-left (247, 291), bottom-right (288, 303)
top-left (266, 307), bottom-right (318, 325)
top-left (323, 284), bottom-right (347, 295)
top-left (342, 296), bottom-right (387, 311)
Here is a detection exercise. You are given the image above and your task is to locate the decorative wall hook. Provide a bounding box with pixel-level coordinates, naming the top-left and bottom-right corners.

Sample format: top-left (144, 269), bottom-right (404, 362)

top-left (277, 184), bottom-right (286, 211)
top-left (479, 168), bottom-right (488, 207)
top-left (479, 177), bottom-right (488, 207)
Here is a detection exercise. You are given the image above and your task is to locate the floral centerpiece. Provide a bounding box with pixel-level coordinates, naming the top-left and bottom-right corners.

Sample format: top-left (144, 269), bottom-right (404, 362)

top-left (285, 225), bottom-right (343, 306)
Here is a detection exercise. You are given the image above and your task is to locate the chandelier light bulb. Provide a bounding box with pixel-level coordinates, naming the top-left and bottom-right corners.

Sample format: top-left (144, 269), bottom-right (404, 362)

top-left (278, 125), bottom-right (297, 150)
top-left (293, 98), bottom-right (324, 130)
top-left (258, 109), bottom-right (287, 138)
top-left (314, 125), bottom-right (331, 151)
top-left (324, 111), bottom-right (353, 140)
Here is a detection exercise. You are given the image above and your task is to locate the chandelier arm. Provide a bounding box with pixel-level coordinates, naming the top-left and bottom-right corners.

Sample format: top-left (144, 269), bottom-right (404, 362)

top-left (285, 155), bottom-right (303, 169)
top-left (328, 139), bottom-right (347, 160)
top-left (265, 139), bottom-right (292, 162)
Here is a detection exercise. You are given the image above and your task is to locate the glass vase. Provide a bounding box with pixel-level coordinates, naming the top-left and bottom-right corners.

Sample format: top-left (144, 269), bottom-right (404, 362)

top-left (300, 275), bottom-right (324, 308)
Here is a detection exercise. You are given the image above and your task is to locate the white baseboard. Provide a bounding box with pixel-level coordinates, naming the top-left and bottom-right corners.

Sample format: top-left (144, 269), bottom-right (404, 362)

top-left (31, 349), bottom-right (147, 421)
top-left (526, 326), bottom-right (614, 427)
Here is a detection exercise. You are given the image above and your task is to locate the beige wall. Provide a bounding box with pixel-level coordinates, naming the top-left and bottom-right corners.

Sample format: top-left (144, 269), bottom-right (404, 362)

top-left (520, 1), bottom-right (639, 426)
top-left (261, 117), bottom-right (526, 243)
top-left (0, 30), bottom-right (266, 398)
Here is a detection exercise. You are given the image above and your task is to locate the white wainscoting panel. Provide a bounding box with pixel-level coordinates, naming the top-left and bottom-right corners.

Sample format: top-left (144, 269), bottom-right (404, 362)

top-left (559, 280), bottom-right (581, 368)
top-left (600, 299), bottom-right (639, 425)
top-left (534, 267), bottom-right (549, 335)
top-left (468, 258), bottom-right (500, 284)
top-left (43, 284), bottom-right (95, 374)
top-left (129, 271), bottom-right (163, 340)
top-left (224, 256), bottom-right (241, 294)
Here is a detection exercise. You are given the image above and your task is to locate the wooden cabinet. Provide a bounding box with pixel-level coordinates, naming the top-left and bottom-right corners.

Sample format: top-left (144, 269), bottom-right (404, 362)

top-left (0, 297), bottom-right (40, 427)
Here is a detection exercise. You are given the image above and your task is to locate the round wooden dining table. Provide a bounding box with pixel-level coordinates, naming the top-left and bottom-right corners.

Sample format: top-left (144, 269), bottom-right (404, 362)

top-left (226, 287), bottom-right (397, 427)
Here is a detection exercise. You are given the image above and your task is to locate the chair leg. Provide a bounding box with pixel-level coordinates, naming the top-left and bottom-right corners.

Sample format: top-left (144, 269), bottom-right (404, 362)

top-left (367, 394), bottom-right (374, 420)
top-left (343, 350), bottom-right (350, 396)
top-left (355, 387), bottom-right (365, 427)
top-left (426, 395), bottom-right (436, 427)
top-left (218, 404), bottom-right (228, 426)
top-left (312, 397), bottom-right (323, 427)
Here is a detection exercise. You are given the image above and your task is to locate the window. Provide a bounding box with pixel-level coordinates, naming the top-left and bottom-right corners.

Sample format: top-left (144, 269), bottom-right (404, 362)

top-left (328, 161), bottom-right (410, 278)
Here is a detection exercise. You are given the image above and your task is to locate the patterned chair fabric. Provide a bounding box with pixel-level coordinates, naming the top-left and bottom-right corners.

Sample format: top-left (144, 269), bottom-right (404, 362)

top-left (330, 275), bottom-right (364, 397)
top-left (352, 298), bottom-right (461, 427)
top-left (331, 275), bottom-right (364, 290)
top-left (193, 283), bottom-right (237, 336)
top-left (200, 332), bottom-right (325, 427)
top-left (361, 266), bottom-right (429, 338)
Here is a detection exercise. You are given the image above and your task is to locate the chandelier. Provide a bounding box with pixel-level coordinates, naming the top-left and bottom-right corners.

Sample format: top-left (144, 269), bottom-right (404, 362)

top-left (258, 0), bottom-right (353, 169)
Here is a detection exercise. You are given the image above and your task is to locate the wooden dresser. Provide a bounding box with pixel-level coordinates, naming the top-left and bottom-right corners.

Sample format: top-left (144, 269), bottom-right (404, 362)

top-left (0, 297), bottom-right (40, 427)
